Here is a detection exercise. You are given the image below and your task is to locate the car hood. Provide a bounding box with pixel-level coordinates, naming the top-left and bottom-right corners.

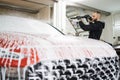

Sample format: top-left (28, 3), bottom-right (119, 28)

top-left (0, 32), bottom-right (117, 67)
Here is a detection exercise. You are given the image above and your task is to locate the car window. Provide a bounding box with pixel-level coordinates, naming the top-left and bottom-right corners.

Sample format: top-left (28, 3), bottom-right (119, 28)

top-left (0, 15), bottom-right (62, 36)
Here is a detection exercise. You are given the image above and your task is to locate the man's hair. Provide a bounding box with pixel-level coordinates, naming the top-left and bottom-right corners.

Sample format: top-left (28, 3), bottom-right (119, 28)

top-left (94, 11), bottom-right (101, 15)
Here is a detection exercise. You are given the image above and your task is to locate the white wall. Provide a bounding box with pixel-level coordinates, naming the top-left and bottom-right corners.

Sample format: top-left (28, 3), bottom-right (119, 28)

top-left (112, 12), bottom-right (120, 44)
top-left (53, 1), bottom-right (66, 34)
top-left (100, 12), bottom-right (120, 45)
top-left (100, 15), bottom-right (114, 44)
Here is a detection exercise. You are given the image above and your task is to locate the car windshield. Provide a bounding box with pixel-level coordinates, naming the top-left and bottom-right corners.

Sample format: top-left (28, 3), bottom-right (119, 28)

top-left (0, 15), bottom-right (62, 36)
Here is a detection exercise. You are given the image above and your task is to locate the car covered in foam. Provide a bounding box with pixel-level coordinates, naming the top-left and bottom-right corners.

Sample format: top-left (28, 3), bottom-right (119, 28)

top-left (0, 15), bottom-right (119, 80)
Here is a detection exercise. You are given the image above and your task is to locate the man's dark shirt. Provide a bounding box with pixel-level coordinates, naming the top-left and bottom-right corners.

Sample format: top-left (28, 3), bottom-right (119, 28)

top-left (79, 21), bottom-right (105, 40)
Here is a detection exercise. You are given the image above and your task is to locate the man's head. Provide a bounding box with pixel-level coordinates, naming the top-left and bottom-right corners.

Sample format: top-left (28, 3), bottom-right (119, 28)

top-left (92, 11), bottom-right (101, 21)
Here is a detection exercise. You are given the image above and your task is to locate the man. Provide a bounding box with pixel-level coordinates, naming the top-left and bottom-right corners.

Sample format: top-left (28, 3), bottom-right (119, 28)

top-left (79, 12), bottom-right (105, 40)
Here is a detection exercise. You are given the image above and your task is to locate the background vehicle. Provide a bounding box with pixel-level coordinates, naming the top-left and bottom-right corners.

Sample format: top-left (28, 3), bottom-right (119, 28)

top-left (0, 15), bottom-right (119, 80)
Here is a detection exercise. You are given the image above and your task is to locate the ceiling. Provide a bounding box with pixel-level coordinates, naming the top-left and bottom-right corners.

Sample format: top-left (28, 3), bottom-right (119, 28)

top-left (76, 0), bottom-right (120, 12)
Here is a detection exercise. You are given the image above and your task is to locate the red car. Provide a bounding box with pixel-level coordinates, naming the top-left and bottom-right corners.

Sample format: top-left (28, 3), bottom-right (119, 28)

top-left (0, 15), bottom-right (119, 80)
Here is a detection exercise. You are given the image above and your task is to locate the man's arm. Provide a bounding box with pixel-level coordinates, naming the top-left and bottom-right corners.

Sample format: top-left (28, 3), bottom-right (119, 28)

top-left (79, 21), bottom-right (105, 31)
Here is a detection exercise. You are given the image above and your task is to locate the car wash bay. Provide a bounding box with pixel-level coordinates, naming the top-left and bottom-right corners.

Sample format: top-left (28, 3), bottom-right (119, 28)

top-left (0, 0), bottom-right (120, 80)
